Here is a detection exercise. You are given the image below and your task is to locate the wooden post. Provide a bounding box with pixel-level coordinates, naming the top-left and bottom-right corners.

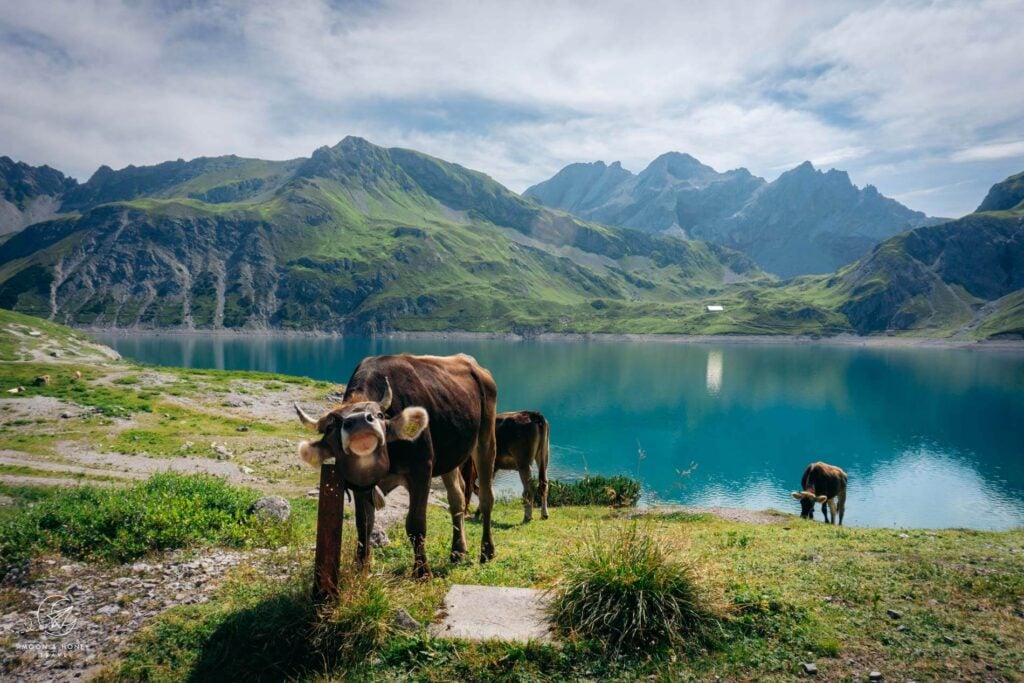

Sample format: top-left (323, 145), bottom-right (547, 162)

top-left (313, 463), bottom-right (343, 600)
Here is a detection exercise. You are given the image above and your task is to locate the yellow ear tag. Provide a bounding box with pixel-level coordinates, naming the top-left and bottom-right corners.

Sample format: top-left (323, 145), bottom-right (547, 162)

top-left (404, 421), bottom-right (421, 438)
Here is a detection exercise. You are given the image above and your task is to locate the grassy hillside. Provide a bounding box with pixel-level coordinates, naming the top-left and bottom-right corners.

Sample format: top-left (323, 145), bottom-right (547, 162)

top-left (0, 138), bottom-right (789, 335)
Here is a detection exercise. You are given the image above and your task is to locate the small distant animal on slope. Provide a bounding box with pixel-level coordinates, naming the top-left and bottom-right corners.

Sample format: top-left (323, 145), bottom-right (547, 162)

top-left (792, 461), bottom-right (847, 525)
top-left (462, 410), bottom-right (550, 523)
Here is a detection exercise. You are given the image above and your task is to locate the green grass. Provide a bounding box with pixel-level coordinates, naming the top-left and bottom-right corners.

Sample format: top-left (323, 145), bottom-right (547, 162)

top-left (549, 525), bottom-right (719, 652)
top-left (0, 473), bottom-right (299, 575)
top-left (99, 502), bottom-right (1024, 682)
top-left (541, 475), bottom-right (641, 507)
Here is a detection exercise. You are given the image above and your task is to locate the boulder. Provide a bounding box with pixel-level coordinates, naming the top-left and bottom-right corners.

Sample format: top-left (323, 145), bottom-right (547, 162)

top-left (250, 496), bottom-right (291, 522)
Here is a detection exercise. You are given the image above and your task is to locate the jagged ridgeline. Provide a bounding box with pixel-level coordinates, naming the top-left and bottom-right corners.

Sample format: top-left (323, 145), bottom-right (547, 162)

top-left (525, 154), bottom-right (942, 278)
top-left (0, 138), bottom-right (767, 334)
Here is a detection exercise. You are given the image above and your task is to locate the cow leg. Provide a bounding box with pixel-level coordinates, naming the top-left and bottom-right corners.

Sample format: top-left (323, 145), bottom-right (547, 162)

top-left (821, 500), bottom-right (830, 524)
top-left (460, 460), bottom-right (473, 517)
top-left (828, 498), bottom-right (838, 526)
top-left (441, 468), bottom-right (469, 563)
top-left (838, 489), bottom-right (847, 526)
top-left (536, 426), bottom-right (549, 520)
top-left (518, 467), bottom-right (533, 524)
top-left (353, 489), bottom-right (375, 568)
top-left (404, 476), bottom-right (432, 579)
top-left (474, 448), bottom-right (497, 564)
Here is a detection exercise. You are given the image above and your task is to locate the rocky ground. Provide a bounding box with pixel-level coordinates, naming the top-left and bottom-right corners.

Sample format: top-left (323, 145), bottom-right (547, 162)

top-left (1, 548), bottom-right (279, 681)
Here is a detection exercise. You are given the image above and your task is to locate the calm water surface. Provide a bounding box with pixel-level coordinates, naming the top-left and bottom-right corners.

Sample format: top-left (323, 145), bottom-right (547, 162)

top-left (93, 334), bottom-right (1024, 530)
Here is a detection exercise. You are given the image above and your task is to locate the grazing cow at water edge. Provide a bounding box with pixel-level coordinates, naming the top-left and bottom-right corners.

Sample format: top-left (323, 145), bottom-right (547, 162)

top-left (792, 461), bottom-right (847, 525)
top-left (461, 410), bottom-right (550, 523)
top-left (295, 353), bottom-right (498, 578)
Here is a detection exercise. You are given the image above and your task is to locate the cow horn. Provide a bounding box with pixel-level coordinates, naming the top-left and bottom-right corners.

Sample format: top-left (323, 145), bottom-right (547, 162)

top-left (294, 403), bottom-right (318, 430)
top-left (378, 377), bottom-right (393, 410)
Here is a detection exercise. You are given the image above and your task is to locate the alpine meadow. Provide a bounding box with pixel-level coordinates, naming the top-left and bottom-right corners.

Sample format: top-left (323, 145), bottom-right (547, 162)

top-left (1, 2), bottom-right (1023, 682)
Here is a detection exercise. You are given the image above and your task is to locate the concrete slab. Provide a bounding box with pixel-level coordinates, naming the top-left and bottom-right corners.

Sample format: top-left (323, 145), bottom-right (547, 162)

top-left (428, 584), bottom-right (554, 643)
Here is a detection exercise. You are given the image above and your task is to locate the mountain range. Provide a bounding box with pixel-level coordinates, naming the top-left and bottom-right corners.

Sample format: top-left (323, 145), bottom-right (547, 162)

top-left (525, 154), bottom-right (941, 278)
top-left (0, 138), bottom-right (764, 334)
top-left (0, 140), bottom-right (1021, 339)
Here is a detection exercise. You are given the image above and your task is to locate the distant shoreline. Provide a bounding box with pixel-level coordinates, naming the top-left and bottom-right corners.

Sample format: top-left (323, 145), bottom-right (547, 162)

top-left (81, 327), bottom-right (1024, 351)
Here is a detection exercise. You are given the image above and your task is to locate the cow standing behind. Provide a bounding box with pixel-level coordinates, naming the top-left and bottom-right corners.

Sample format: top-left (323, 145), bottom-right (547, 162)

top-left (296, 353), bottom-right (498, 578)
top-left (792, 461), bottom-right (847, 525)
top-left (462, 410), bottom-right (550, 524)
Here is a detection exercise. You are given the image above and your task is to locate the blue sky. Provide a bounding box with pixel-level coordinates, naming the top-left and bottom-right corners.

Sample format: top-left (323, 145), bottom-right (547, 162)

top-left (1, 0), bottom-right (1022, 217)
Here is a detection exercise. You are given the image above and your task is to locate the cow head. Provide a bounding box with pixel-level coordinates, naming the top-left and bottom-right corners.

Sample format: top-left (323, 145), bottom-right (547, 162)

top-left (294, 378), bottom-right (428, 489)
top-left (791, 491), bottom-right (827, 519)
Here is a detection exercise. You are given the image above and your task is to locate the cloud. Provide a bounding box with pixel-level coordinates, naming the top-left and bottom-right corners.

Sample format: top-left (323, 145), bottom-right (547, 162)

top-left (951, 140), bottom-right (1024, 163)
top-left (0, 0), bottom-right (1021, 216)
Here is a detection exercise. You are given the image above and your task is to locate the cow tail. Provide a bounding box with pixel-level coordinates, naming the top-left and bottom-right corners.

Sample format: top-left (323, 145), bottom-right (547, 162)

top-left (536, 414), bottom-right (550, 512)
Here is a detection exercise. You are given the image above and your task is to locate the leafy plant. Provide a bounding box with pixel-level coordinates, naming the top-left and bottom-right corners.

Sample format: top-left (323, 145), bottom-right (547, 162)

top-left (535, 475), bottom-right (642, 507)
top-left (0, 473), bottom-right (294, 576)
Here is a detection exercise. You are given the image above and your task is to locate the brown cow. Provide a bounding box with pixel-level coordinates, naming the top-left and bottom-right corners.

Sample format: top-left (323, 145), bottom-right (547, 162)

top-left (792, 461), bottom-right (847, 525)
top-left (461, 410), bottom-right (550, 523)
top-left (296, 353), bottom-right (498, 578)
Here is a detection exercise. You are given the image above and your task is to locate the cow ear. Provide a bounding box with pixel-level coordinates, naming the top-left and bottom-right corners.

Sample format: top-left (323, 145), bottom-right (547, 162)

top-left (791, 492), bottom-right (802, 500)
top-left (388, 407), bottom-right (428, 441)
top-left (816, 495), bottom-right (827, 503)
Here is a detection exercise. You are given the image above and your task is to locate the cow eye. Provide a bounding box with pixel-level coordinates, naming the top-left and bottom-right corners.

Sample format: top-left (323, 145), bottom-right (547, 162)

top-left (377, 412), bottom-right (384, 420)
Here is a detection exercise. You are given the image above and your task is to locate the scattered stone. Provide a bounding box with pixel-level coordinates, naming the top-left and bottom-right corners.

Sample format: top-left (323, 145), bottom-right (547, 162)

top-left (96, 605), bottom-right (120, 616)
top-left (801, 662), bottom-right (818, 675)
top-left (886, 609), bottom-right (902, 620)
top-left (211, 443), bottom-right (233, 459)
top-left (49, 350), bottom-right (62, 357)
top-left (240, 466), bottom-right (254, 475)
top-left (370, 527), bottom-right (390, 548)
top-left (393, 608), bottom-right (421, 632)
top-left (943, 635), bottom-right (957, 645)
top-left (306, 488), bottom-right (320, 499)
top-left (236, 425), bottom-right (250, 432)
top-left (60, 411), bottom-right (72, 419)
top-left (869, 672), bottom-right (883, 682)
top-left (0, 495), bottom-right (14, 507)
top-left (897, 624), bottom-right (908, 632)
top-left (898, 533), bottom-right (909, 539)
top-left (250, 496), bottom-right (291, 522)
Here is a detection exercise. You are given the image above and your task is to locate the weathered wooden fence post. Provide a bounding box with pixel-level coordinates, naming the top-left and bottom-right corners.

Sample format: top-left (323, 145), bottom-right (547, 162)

top-left (313, 462), bottom-right (343, 600)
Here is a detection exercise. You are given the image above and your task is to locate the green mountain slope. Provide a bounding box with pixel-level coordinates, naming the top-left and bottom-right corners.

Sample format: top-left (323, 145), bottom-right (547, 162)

top-left (780, 195), bottom-right (1024, 338)
top-left (0, 138), bottom-right (773, 334)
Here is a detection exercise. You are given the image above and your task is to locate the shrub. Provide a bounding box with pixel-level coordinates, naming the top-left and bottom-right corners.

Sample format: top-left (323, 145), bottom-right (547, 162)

top-left (548, 525), bottom-right (717, 652)
top-left (0, 473), bottom-right (293, 576)
top-left (535, 475), bottom-right (642, 507)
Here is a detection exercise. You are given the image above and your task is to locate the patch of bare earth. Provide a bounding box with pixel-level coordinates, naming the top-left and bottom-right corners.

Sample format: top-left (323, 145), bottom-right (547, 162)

top-left (1, 547), bottom-right (300, 682)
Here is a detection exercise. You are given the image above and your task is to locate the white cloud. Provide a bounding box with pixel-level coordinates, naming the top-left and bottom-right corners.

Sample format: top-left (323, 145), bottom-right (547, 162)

top-left (951, 140), bottom-right (1024, 163)
top-left (0, 0), bottom-right (1021, 216)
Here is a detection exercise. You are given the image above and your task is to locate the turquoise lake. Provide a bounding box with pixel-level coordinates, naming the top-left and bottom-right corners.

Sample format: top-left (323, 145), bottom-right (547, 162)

top-left (93, 334), bottom-right (1024, 530)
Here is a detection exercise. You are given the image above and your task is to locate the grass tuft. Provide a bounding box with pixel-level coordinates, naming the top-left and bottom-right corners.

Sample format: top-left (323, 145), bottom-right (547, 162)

top-left (548, 524), bottom-right (718, 652)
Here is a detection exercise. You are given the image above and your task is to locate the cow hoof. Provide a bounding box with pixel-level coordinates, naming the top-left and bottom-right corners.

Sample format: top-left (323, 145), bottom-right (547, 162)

top-left (412, 565), bottom-right (433, 580)
top-left (541, 512), bottom-right (549, 520)
top-left (521, 516), bottom-right (532, 525)
top-left (480, 545), bottom-right (495, 564)
top-left (449, 550), bottom-right (468, 564)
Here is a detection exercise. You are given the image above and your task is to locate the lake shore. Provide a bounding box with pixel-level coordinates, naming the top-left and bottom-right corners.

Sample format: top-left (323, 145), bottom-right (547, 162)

top-left (82, 326), bottom-right (1024, 351)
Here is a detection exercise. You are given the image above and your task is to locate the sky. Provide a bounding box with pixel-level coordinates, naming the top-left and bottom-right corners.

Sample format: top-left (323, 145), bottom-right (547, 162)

top-left (1, 0), bottom-right (1022, 218)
